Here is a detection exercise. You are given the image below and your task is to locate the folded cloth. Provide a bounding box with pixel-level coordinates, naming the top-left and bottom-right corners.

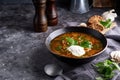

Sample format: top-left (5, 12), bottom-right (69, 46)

top-left (55, 70), bottom-right (94, 80)
top-left (106, 35), bottom-right (120, 41)
top-left (54, 24), bottom-right (120, 80)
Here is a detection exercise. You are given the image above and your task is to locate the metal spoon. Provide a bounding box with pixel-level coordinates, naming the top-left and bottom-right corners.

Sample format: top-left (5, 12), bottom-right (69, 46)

top-left (44, 64), bottom-right (71, 80)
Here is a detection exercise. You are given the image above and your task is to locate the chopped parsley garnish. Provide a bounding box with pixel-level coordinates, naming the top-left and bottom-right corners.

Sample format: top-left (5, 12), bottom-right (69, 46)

top-left (65, 36), bottom-right (92, 48)
top-left (80, 40), bottom-right (92, 48)
top-left (65, 37), bottom-right (78, 45)
top-left (55, 46), bottom-right (62, 51)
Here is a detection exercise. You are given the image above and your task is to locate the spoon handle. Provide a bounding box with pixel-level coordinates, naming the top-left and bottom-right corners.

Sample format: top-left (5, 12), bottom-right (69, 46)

top-left (60, 73), bottom-right (72, 80)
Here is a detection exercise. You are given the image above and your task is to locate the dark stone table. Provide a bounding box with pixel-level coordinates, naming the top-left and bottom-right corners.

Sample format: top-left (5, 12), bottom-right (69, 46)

top-left (0, 4), bottom-right (120, 80)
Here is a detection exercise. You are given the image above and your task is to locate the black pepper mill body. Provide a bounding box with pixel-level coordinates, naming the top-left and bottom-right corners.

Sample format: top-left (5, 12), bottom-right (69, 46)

top-left (32, 0), bottom-right (47, 32)
top-left (46, 0), bottom-right (58, 26)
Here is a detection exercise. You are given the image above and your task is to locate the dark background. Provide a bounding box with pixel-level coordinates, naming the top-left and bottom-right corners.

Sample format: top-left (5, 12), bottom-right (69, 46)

top-left (0, 0), bottom-right (119, 16)
top-left (0, 0), bottom-right (93, 10)
top-left (0, 0), bottom-right (71, 4)
top-left (0, 0), bottom-right (71, 9)
top-left (0, 0), bottom-right (32, 4)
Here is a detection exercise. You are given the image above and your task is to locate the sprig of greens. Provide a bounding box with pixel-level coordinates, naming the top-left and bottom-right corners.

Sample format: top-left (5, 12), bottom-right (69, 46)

top-left (96, 77), bottom-right (104, 80)
top-left (94, 60), bottom-right (120, 80)
top-left (100, 19), bottom-right (112, 28)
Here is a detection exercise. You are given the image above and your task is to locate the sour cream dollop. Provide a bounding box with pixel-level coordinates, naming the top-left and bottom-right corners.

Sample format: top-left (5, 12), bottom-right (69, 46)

top-left (110, 51), bottom-right (120, 63)
top-left (67, 45), bottom-right (85, 57)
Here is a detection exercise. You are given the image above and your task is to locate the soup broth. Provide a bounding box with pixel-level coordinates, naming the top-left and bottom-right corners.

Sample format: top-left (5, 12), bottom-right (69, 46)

top-left (50, 32), bottom-right (103, 58)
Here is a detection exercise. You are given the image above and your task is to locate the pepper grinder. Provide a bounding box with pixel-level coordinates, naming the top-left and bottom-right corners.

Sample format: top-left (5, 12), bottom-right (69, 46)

top-left (46, 0), bottom-right (58, 26)
top-left (32, 0), bottom-right (48, 32)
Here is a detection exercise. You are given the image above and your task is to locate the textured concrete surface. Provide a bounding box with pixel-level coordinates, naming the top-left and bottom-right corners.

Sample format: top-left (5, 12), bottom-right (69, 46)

top-left (0, 4), bottom-right (118, 80)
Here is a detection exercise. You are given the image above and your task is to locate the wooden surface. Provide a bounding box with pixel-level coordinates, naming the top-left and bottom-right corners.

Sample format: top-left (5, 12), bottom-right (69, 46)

top-left (93, 0), bottom-right (115, 7)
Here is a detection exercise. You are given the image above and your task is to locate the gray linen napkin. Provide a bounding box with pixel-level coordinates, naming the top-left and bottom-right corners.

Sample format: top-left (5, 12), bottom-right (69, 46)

top-left (54, 23), bottom-right (120, 80)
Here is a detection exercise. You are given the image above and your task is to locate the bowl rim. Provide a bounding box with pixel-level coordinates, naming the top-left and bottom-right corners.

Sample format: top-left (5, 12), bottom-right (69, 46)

top-left (45, 26), bottom-right (108, 59)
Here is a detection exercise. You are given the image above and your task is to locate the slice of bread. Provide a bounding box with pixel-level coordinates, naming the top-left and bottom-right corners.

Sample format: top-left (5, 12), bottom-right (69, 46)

top-left (86, 15), bottom-right (117, 34)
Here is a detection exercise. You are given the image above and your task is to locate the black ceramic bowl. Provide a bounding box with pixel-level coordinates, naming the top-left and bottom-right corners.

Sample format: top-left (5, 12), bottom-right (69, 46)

top-left (45, 27), bottom-right (107, 65)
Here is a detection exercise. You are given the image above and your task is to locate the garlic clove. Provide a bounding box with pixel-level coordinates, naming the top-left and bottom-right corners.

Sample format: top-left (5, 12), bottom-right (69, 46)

top-left (110, 51), bottom-right (120, 63)
top-left (79, 23), bottom-right (87, 27)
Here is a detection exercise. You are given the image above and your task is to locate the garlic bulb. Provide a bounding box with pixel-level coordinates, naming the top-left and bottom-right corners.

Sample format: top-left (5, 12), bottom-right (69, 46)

top-left (102, 9), bottom-right (117, 22)
top-left (110, 51), bottom-right (120, 63)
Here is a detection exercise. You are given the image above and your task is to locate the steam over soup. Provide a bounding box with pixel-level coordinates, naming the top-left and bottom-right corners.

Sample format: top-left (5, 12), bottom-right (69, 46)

top-left (50, 32), bottom-right (103, 58)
